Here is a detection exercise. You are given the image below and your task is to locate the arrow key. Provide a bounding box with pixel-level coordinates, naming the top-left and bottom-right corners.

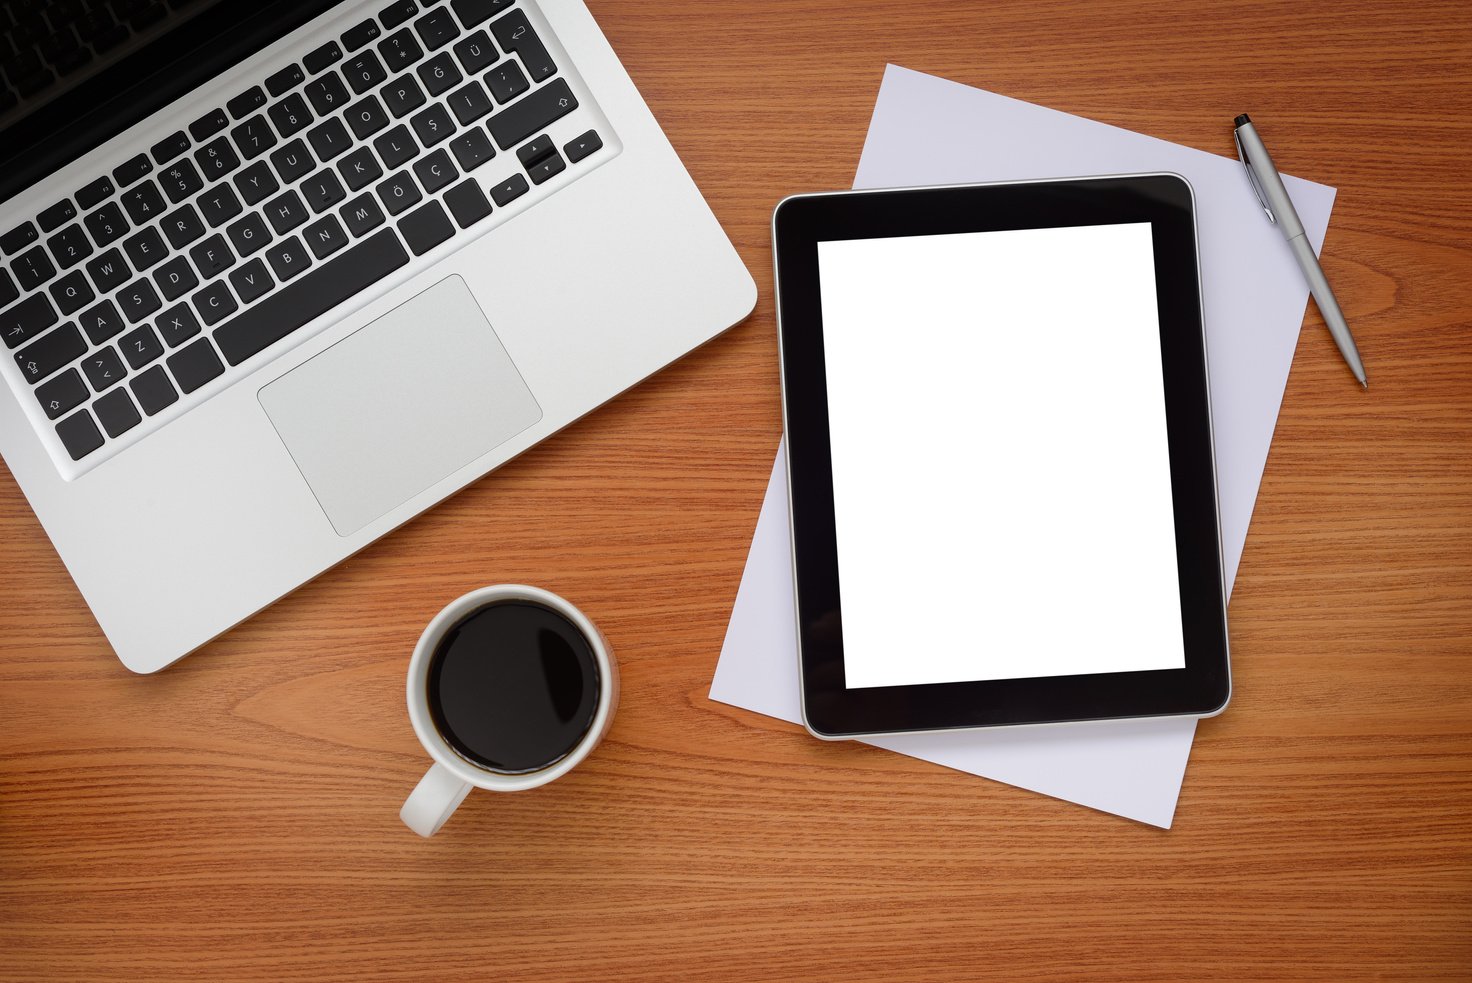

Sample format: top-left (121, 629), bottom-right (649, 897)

top-left (564, 129), bottom-right (602, 164)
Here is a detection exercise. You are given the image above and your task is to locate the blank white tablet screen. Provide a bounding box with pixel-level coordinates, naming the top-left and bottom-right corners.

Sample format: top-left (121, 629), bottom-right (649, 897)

top-left (816, 223), bottom-right (1186, 689)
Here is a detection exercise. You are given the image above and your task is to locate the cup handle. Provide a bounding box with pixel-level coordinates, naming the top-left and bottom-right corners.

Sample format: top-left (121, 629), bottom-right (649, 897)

top-left (401, 763), bottom-right (473, 837)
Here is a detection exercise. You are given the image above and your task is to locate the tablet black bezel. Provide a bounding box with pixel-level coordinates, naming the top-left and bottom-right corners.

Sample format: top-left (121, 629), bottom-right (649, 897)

top-left (774, 175), bottom-right (1231, 737)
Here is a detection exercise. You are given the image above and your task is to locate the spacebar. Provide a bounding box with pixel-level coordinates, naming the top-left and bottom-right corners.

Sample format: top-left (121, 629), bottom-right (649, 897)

top-left (214, 229), bottom-right (410, 366)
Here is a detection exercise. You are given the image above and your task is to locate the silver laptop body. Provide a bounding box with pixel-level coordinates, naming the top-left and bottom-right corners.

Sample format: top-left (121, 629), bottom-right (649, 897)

top-left (0, 0), bottom-right (755, 672)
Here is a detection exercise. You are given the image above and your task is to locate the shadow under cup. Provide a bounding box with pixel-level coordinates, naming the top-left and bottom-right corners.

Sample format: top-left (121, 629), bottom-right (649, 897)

top-left (427, 600), bottom-right (602, 775)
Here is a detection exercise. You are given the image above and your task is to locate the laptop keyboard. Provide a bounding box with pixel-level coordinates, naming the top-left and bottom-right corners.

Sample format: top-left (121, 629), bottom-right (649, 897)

top-left (0, 0), bottom-right (608, 469)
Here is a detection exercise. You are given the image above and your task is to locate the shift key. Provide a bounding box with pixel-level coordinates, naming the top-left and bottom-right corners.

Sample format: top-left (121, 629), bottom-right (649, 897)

top-left (486, 78), bottom-right (577, 151)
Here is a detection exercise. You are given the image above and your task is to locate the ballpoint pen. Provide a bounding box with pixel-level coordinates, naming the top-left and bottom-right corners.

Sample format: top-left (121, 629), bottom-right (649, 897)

top-left (1233, 114), bottom-right (1368, 388)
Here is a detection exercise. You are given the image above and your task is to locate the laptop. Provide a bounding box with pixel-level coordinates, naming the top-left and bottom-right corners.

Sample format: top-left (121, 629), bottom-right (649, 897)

top-left (0, 0), bottom-right (755, 673)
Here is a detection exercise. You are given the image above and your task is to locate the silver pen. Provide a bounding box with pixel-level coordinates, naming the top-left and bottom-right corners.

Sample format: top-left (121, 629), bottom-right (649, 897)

top-left (1233, 113), bottom-right (1367, 388)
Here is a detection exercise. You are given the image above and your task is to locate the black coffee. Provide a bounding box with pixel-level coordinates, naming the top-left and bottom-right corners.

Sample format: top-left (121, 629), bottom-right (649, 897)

top-left (427, 600), bottom-right (600, 774)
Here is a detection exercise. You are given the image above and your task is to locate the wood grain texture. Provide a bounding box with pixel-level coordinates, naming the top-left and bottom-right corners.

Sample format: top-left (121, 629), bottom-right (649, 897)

top-left (3, 1), bottom-right (1471, 980)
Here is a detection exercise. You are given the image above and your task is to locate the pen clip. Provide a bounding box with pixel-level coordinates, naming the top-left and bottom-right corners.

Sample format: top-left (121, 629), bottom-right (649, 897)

top-left (1234, 128), bottom-right (1276, 225)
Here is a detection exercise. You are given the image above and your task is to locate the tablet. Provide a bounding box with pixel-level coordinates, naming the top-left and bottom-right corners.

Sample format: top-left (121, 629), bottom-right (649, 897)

top-left (773, 174), bottom-right (1231, 738)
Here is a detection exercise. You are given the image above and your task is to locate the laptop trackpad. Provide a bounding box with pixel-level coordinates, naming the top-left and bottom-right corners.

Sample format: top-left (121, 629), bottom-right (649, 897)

top-left (259, 275), bottom-right (542, 537)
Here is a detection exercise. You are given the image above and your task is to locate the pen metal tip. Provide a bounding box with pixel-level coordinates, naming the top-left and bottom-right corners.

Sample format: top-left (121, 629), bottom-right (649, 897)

top-left (1362, 379), bottom-right (1369, 390)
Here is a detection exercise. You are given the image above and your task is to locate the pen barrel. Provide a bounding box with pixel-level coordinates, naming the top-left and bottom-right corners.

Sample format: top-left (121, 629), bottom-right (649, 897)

top-left (1236, 122), bottom-right (1306, 240)
top-left (1287, 234), bottom-right (1366, 381)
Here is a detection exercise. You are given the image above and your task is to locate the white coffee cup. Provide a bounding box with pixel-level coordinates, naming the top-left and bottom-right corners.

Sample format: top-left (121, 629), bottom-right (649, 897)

top-left (400, 584), bottom-right (618, 837)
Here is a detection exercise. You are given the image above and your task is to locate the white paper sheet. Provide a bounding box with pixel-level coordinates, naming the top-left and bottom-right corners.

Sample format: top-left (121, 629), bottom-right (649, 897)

top-left (710, 66), bottom-right (1336, 828)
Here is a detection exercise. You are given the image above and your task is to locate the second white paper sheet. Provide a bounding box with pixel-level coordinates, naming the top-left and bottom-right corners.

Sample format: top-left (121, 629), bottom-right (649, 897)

top-left (710, 66), bottom-right (1335, 827)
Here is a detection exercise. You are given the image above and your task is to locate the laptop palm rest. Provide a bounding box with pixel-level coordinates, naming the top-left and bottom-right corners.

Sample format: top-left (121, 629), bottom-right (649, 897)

top-left (259, 275), bottom-right (542, 537)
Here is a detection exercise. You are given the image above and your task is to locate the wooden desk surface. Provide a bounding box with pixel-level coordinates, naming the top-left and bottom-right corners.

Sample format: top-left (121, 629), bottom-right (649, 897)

top-left (4, 2), bottom-right (1470, 980)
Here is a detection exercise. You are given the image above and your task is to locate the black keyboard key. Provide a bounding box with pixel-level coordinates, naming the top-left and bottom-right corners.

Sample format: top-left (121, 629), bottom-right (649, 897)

top-left (516, 133), bottom-right (555, 167)
top-left (39, 199), bottom-right (77, 232)
top-left (0, 270), bottom-right (15, 311)
top-left (14, 246), bottom-right (56, 291)
top-left (84, 202), bottom-right (129, 246)
top-left (226, 85), bottom-right (266, 120)
top-left (374, 124), bottom-right (418, 169)
top-left (120, 325), bottom-right (164, 369)
top-left (265, 62), bottom-right (305, 98)
top-left (342, 18), bottom-right (381, 52)
top-left (564, 129), bottom-right (602, 163)
top-left (130, 365), bottom-right (178, 416)
top-left (483, 59), bottom-right (528, 104)
top-left (490, 9), bottom-right (555, 82)
top-left (378, 29), bottom-right (424, 72)
top-left (79, 299), bottom-right (125, 344)
top-left (83, 344), bottom-right (127, 390)
top-left (448, 78), bottom-right (492, 124)
top-left (1, 222), bottom-right (39, 256)
top-left (452, 30), bottom-right (496, 74)
top-left (303, 41), bottom-right (343, 75)
top-left (1, 293), bottom-right (57, 349)
top-left (413, 148), bottom-right (457, 193)
top-left (155, 302), bottom-right (202, 347)
top-left (189, 108), bottom-right (229, 142)
top-left (193, 280), bottom-right (237, 325)
top-left (303, 214), bottom-right (350, 259)
top-left (337, 146), bottom-right (384, 191)
top-left (121, 180), bottom-right (166, 224)
top-left (112, 153), bottom-right (153, 187)
top-left (195, 137), bottom-right (240, 181)
top-left (16, 322), bottom-right (85, 383)
top-left (340, 193), bottom-right (386, 237)
top-left (527, 150), bottom-right (565, 185)
top-left (379, 0), bottom-right (418, 30)
top-left (488, 172), bottom-right (527, 207)
top-left (347, 93), bottom-right (392, 136)
top-left (343, 50), bottom-right (387, 94)
top-left (94, 387), bottom-right (141, 437)
top-left (229, 257), bottom-right (274, 303)
top-left (304, 71), bottom-right (350, 115)
top-left (487, 78), bottom-right (576, 150)
top-left (226, 212), bottom-right (271, 257)
top-left (168, 338), bottom-right (224, 393)
top-left (189, 234), bottom-right (234, 279)
top-left (122, 226), bottom-right (167, 271)
top-left (158, 159), bottom-right (204, 203)
top-left (265, 236), bottom-right (313, 281)
top-left (118, 279), bottom-right (162, 323)
top-left (414, 7), bottom-right (460, 50)
top-left (231, 114), bottom-right (278, 160)
top-left (161, 204), bottom-right (205, 249)
top-left (216, 228), bottom-right (408, 365)
top-left (268, 93), bottom-right (314, 139)
top-left (265, 189), bottom-right (310, 234)
top-left (48, 224), bottom-right (93, 269)
top-left (198, 184), bottom-right (243, 228)
top-left (307, 116), bottom-right (353, 161)
top-left (37, 368), bottom-right (88, 419)
top-left (234, 161), bottom-right (280, 205)
top-left (271, 139), bottom-right (316, 184)
top-left (76, 176), bottom-right (115, 211)
top-left (381, 76), bottom-right (425, 118)
top-left (153, 255), bottom-right (198, 301)
top-left (376, 170), bottom-right (422, 215)
top-left (55, 409), bottom-right (103, 460)
top-left (49, 270), bottom-right (93, 314)
top-left (443, 177), bottom-right (491, 228)
top-left (450, 0), bottom-right (513, 29)
top-left (397, 199), bottom-right (453, 256)
top-left (449, 127), bottom-right (495, 171)
top-left (150, 130), bottom-right (191, 165)
top-left (301, 169), bottom-right (347, 213)
top-left (410, 102), bottom-right (454, 146)
top-left (418, 51), bottom-right (462, 95)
